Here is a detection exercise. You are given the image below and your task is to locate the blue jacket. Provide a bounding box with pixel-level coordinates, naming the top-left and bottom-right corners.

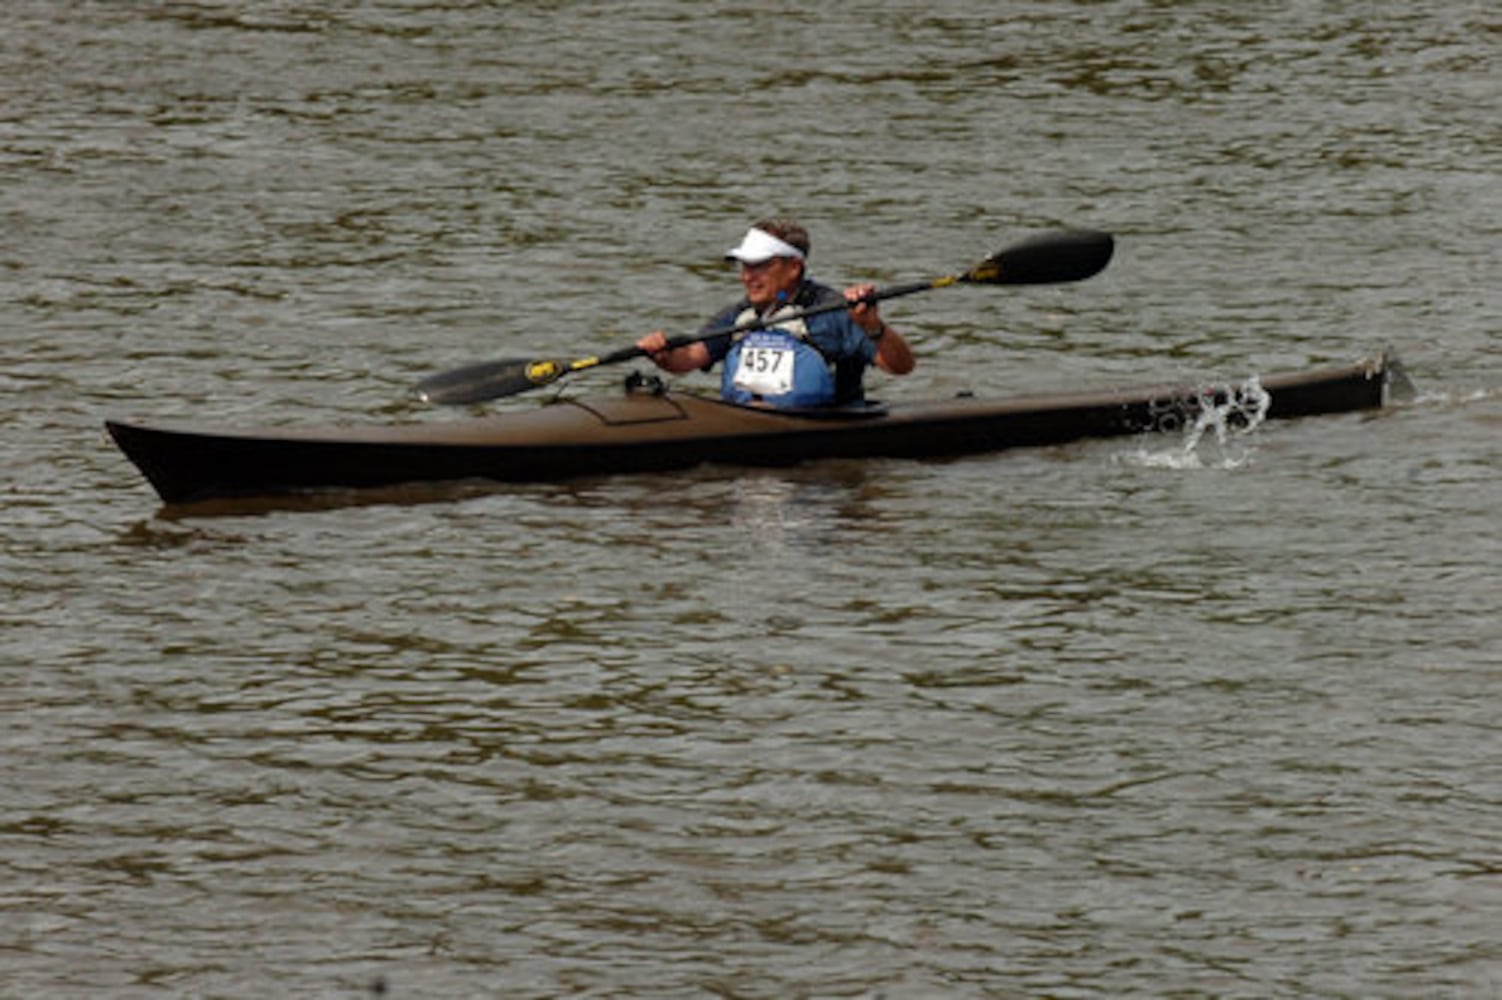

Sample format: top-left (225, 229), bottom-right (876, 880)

top-left (698, 280), bottom-right (878, 406)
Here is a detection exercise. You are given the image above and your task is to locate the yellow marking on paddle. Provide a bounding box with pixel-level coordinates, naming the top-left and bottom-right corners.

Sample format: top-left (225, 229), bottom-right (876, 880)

top-left (526, 360), bottom-right (565, 384)
top-left (570, 357), bottom-right (601, 373)
top-left (965, 260), bottom-right (1002, 283)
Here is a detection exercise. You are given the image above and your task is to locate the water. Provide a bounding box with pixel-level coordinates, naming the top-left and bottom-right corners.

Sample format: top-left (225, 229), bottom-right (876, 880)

top-left (3, 2), bottom-right (1499, 995)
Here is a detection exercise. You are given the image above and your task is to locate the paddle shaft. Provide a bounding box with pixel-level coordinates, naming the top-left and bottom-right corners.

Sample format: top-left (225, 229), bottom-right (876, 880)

top-left (594, 278), bottom-right (942, 366)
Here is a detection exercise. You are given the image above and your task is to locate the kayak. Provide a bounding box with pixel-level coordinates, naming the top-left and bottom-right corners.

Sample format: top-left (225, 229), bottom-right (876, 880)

top-left (106, 352), bottom-right (1409, 506)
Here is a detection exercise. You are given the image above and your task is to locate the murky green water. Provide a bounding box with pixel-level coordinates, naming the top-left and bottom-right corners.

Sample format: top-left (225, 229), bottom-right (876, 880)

top-left (3, 2), bottom-right (1498, 995)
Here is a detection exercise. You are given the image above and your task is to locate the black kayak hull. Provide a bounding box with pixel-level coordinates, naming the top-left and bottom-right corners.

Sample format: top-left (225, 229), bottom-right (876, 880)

top-left (106, 353), bottom-right (1408, 505)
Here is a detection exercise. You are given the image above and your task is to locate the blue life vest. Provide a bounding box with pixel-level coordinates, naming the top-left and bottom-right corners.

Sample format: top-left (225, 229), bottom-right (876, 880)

top-left (721, 327), bottom-right (837, 408)
top-left (702, 283), bottom-right (876, 407)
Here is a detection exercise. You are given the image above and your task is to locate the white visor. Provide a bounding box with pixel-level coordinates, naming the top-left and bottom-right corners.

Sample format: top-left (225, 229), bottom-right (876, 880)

top-left (725, 227), bottom-right (806, 264)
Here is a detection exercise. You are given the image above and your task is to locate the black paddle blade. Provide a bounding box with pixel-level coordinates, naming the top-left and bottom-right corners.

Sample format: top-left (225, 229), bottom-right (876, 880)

top-left (968, 229), bottom-right (1114, 285)
top-left (413, 357), bottom-right (566, 405)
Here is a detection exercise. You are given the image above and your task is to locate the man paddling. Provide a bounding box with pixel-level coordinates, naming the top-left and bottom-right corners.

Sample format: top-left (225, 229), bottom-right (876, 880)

top-left (636, 219), bottom-right (915, 407)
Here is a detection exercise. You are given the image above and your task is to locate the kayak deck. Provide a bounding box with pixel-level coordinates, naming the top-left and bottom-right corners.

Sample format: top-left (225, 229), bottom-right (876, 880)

top-left (106, 352), bottom-right (1409, 505)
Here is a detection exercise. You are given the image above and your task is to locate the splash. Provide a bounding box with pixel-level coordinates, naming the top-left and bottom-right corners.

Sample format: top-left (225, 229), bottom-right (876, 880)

top-left (1120, 375), bottom-right (1272, 470)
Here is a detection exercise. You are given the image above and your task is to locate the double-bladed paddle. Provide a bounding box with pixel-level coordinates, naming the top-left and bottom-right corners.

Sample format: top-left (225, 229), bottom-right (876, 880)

top-left (413, 228), bottom-right (1114, 406)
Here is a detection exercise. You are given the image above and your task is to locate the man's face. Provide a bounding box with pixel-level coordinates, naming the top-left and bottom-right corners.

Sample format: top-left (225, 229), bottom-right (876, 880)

top-left (739, 257), bottom-right (801, 310)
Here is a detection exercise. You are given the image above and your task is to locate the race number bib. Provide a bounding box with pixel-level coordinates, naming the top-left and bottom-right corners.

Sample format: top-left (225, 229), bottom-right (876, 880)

top-left (731, 342), bottom-right (795, 398)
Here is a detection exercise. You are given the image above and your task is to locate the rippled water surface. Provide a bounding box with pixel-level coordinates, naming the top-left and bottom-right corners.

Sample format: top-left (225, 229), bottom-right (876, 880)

top-left (3, 2), bottom-right (1499, 996)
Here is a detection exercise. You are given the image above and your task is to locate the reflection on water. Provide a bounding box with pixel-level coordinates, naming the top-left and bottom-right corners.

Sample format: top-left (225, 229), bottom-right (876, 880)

top-left (146, 477), bottom-right (535, 520)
